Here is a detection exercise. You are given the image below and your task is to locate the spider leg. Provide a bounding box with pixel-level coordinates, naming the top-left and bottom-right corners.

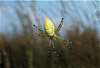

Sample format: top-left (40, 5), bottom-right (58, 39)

top-left (55, 12), bottom-right (64, 34)
top-left (35, 33), bottom-right (46, 38)
top-left (55, 35), bottom-right (84, 58)
top-left (32, 23), bottom-right (44, 33)
top-left (51, 39), bottom-right (64, 60)
top-left (55, 35), bottom-right (74, 45)
top-left (63, 42), bottom-right (82, 55)
top-left (48, 39), bottom-right (52, 57)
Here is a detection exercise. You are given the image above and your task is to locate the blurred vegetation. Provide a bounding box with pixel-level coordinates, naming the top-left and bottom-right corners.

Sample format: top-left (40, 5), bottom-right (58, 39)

top-left (0, 1), bottom-right (100, 68)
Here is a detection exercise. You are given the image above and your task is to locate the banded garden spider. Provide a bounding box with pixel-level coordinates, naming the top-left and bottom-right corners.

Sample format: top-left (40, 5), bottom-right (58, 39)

top-left (32, 15), bottom-right (82, 60)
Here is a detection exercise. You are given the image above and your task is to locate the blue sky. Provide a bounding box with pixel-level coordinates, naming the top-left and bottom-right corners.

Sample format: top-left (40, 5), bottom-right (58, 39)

top-left (0, 1), bottom-right (100, 37)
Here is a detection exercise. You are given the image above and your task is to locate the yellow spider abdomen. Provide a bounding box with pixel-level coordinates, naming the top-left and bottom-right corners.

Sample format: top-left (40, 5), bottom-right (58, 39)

top-left (45, 17), bottom-right (55, 37)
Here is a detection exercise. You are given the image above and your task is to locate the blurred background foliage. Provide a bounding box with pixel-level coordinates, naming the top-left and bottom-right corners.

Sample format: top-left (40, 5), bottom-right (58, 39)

top-left (0, 1), bottom-right (100, 68)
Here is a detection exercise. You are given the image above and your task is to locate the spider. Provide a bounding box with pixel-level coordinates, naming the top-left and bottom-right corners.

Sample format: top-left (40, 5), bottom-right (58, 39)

top-left (32, 15), bottom-right (82, 60)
